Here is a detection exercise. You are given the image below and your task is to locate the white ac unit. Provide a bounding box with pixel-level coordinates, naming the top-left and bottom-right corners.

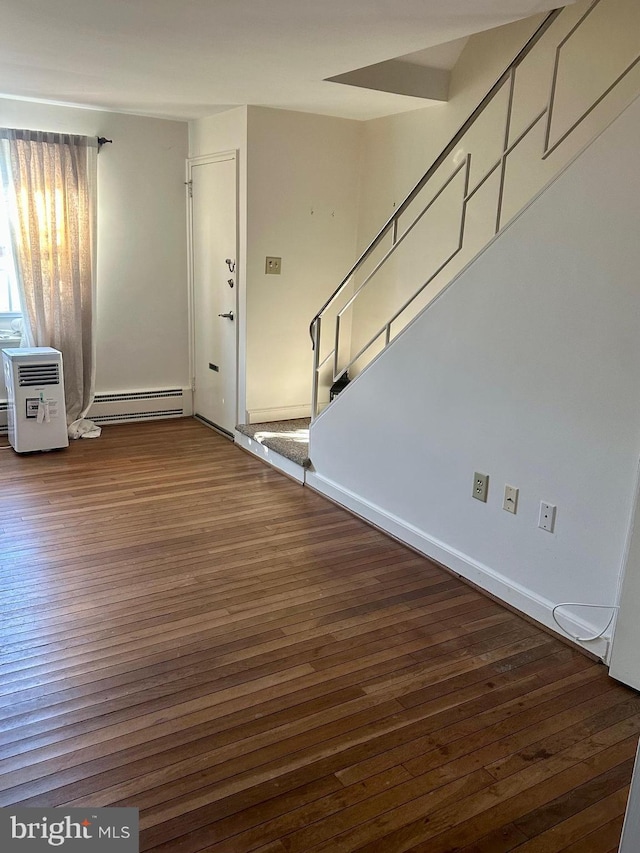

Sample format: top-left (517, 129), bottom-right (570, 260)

top-left (1, 347), bottom-right (69, 453)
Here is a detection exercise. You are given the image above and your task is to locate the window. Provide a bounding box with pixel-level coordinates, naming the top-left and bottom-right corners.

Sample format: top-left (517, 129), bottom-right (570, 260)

top-left (0, 191), bottom-right (21, 337)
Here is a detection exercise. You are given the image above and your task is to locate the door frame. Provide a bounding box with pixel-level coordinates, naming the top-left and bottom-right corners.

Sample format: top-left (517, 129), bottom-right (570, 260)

top-left (186, 150), bottom-right (240, 432)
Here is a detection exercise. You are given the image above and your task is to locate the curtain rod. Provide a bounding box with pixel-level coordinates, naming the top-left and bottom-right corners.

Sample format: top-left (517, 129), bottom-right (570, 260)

top-left (97, 137), bottom-right (113, 151)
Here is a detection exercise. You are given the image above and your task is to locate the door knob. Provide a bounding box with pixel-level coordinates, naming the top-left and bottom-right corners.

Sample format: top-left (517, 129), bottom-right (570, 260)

top-left (218, 311), bottom-right (234, 320)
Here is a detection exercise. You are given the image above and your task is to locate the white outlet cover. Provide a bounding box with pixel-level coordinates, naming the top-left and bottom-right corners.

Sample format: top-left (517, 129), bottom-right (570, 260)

top-left (472, 472), bottom-right (489, 502)
top-left (539, 501), bottom-right (556, 532)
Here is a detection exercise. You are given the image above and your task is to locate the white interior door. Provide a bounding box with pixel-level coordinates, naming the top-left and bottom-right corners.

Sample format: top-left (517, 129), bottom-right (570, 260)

top-left (191, 154), bottom-right (238, 435)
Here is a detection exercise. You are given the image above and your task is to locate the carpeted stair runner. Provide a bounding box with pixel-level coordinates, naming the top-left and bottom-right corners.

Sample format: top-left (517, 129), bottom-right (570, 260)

top-left (235, 418), bottom-right (310, 467)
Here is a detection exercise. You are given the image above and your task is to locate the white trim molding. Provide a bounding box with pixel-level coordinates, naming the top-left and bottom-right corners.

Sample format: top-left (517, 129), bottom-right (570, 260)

top-left (248, 405), bottom-right (311, 424)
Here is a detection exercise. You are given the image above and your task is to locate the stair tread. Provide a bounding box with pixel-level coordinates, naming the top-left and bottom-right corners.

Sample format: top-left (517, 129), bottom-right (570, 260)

top-left (235, 418), bottom-right (310, 467)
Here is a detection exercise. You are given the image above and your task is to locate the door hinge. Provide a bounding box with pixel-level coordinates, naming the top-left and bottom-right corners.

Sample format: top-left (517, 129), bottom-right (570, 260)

top-left (185, 179), bottom-right (193, 198)
top-left (191, 376), bottom-right (196, 392)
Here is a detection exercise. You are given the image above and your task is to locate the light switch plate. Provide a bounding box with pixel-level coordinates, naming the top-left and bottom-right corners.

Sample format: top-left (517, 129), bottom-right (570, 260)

top-left (265, 256), bottom-right (282, 275)
top-left (503, 485), bottom-right (519, 514)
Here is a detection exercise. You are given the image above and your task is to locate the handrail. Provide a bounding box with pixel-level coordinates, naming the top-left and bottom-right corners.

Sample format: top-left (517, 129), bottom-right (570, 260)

top-left (311, 0), bottom-right (640, 419)
top-left (309, 7), bottom-right (562, 346)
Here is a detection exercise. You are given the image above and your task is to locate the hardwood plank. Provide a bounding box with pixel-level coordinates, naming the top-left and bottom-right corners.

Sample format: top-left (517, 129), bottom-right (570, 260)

top-left (371, 744), bottom-right (637, 853)
top-left (504, 788), bottom-right (629, 852)
top-left (336, 679), bottom-right (625, 788)
top-left (144, 767), bottom-right (413, 853)
top-left (278, 769), bottom-right (496, 853)
top-left (513, 758), bottom-right (634, 839)
top-left (454, 823), bottom-right (529, 853)
top-left (563, 816), bottom-right (626, 853)
top-left (278, 712), bottom-right (636, 853)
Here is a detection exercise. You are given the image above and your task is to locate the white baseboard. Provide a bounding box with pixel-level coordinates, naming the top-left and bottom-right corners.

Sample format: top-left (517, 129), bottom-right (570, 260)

top-left (87, 387), bottom-right (192, 425)
top-left (234, 430), bottom-right (306, 484)
top-left (305, 471), bottom-right (609, 660)
top-left (248, 404), bottom-right (311, 424)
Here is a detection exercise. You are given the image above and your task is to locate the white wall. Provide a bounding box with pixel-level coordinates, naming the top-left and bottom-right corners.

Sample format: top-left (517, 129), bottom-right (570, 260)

top-left (244, 106), bottom-right (361, 421)
top-left (309, 94), bottom-right (640, 661)
top-left (189, 107), bottom-right (247, 160)
top-left (0, 98), bottom-right (189, 395)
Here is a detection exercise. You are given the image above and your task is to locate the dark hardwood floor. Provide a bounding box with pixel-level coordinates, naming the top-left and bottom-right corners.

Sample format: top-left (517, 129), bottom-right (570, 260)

top-left (0, 418), bottom-right (637, 852)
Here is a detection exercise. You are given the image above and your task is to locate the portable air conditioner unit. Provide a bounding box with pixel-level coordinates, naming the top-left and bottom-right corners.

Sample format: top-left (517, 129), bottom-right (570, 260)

top-left (2, 347), bottom-right (69, 453)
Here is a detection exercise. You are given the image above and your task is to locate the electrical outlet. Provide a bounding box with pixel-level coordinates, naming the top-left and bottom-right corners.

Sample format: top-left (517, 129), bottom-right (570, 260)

top-left (473, 472), bottom-right (489, 503)
top-left (538, 501), bottom-right (556, 533)
top-left (265, 256), bottom-right (282, 275)
top-left (503, 485), bottom-right (518, 514)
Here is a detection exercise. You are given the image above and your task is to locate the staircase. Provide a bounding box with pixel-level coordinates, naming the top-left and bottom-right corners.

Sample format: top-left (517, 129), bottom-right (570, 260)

top-left (303, 0), bottom-right (640, 660)
top-left (310, 0), bottom-right (640, 419)
top-left (237, 0), bottom-right (639, 495)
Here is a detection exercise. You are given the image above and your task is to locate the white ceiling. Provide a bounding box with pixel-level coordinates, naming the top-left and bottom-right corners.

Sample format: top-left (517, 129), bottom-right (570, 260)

top-left (0, 0), bottom-right (572, 122)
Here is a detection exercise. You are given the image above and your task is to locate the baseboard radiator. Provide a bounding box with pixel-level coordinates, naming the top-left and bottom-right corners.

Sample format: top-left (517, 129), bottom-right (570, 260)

top-left (87, 388), bottom-right (191, 425)
top-left (0, 389), bottom-right (192, 433)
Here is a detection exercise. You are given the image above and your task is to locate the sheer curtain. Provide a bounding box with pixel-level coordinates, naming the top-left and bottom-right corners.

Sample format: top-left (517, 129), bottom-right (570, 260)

top-left (0, 128), bottom-right (99, 437)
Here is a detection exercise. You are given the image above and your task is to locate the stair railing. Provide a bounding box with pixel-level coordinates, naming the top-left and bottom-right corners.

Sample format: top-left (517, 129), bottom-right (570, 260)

top-left (310, 0), bottom-right (640, 418)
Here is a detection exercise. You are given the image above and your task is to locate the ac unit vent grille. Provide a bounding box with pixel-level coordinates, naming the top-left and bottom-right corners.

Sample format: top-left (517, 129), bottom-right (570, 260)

top-left (18, 363), bottom-right (60, 386)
